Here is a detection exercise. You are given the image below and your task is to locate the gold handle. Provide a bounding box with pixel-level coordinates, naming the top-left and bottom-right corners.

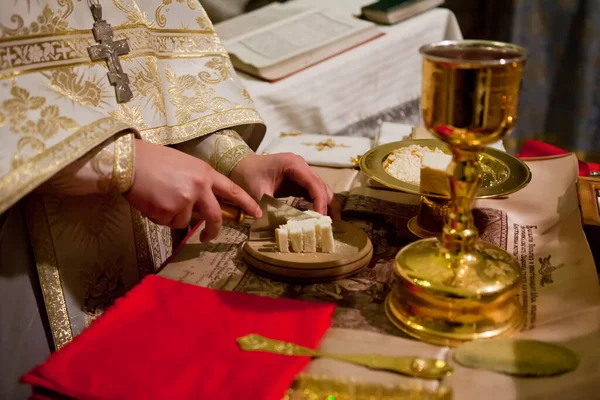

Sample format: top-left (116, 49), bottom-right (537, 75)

top-left (192, 204), bottom-right (245, 224)
top-left (237, 334), bottom-right (452, 379)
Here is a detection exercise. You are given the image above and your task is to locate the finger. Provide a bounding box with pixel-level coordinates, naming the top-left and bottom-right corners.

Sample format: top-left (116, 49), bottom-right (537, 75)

top-left (147, 215), bottom-right (171, 227)
top-left (325, 186), bottom-right (342, 221)
top-left (168, 205), bottom-right (193, 230)
top-left (212, 175), bottom-right (262, 219)
top-left (273, 179), bottom-right (310, 199)
top-left (196, 194), bottom-right (223, 243)
top-left (285, 158), bottom-right (327, 214)
top-left (144, 206), bottom-right (173, 226)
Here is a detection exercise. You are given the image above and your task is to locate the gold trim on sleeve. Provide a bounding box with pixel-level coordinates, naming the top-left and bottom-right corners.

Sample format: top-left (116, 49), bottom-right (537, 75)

top-left (0, 117), bottom-right (131, 215)
top-left (25, 196), bottom-right (73, 350)
top-left (140, 108), bottom-right (263, 145)
top-left (209, 130), bottom-right (254, 176)
top-left (130, 208), bottom-right (154, 278)
top-left (113, 132), bottom-right (135, 193)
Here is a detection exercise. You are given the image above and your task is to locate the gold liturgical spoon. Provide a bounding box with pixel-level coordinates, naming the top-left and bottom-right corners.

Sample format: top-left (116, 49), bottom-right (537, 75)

top-left (237, 334), bottom-right (452, 379)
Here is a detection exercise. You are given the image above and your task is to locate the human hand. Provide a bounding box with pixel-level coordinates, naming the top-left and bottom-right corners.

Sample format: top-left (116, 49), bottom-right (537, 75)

top-left (125, 140), bottom-right (262, 242)
top-left (230, 153), bottom-right (341, 220)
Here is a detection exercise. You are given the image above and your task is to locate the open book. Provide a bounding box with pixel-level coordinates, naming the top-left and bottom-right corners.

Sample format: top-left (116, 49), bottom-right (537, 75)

top-left (215, 3), bottom-right (384, 81)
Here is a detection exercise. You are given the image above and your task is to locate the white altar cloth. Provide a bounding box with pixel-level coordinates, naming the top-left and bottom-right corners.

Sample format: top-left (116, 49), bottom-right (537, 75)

top-left (216, 6), bottom-right (462, 153)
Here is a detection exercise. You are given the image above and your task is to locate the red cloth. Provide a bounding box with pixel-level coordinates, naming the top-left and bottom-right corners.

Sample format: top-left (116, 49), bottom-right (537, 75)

top-left (517, 140), bottom-right (599, 177)
top-left (22, 275), bottom-right (335, 400)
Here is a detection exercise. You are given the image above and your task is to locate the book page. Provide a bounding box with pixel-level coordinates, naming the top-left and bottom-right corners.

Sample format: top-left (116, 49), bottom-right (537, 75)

top-left (226, 9), bottom-right (376, 67)
top-left (239, 12), bottom-right (354, 60)
top-left (215, 3), bottom-right (306, 42)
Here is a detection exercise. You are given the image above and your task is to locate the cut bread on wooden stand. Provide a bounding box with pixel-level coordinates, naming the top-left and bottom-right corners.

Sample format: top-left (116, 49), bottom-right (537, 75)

top-left (242, 218), bottom-right (373, 283)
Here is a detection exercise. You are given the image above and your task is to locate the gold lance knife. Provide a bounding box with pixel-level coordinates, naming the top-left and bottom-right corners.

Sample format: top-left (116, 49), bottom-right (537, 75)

top-left (191, 194), bottom-right (312, 229)
top-left (191, 203), bottom-right (245, 224)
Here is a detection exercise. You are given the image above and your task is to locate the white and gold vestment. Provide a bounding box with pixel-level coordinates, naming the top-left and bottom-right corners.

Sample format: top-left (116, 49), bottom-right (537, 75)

top-left (0, 1), bottom-right (265, 396)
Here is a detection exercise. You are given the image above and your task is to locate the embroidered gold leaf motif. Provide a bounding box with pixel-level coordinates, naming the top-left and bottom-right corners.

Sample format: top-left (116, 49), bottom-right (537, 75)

top-left (110, 104), bottom-right (149, 130)
top-left (4, 86), bottom-right (46, 132)
top-left (82, 256), bottom-right (127, 317)
top-left (209, 97), bottom-right (233, 113)
top-left (45, 68), bottom-right (105, 108)
top-left (132, 58), bottom-right (167, 118)
top-left (112, 0), bottom-right (152, 26)
top-left (281, 132), bottom-right (302, 137)
top-left (182, 0), bottom-right (197, 10)
top-left (155, 0), bottom-right (198, 28)
top-left (4, 86), bottom-right (45, 114)
top-left (196, 16), bottom-right (212, 31)
top-left (0, 3), bottom-right (73, 38)
top-left (44, 194), bottom-right (122, 248)
top-left (0, 111), bottom-right (5, 127)
top-left (199, 57), bottom-right (232, 84)
top-left (37, 105), bottom-right (79, 139)
top-left (241, 89), bottom-right (254, 105)
top-left (302, 138), bottom-right (350, 151)
top-left (12, 137), bottom-right (46, 169)
top-left (90, 147), bottom-right (114, 194)
top-left (165, 68), bottom-right (214, 124)
top-left (2, 85), bottom-right (78, 139)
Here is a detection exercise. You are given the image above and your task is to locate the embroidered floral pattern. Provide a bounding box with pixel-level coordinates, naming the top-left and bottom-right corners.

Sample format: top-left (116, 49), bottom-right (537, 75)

top-left (155, 0), bottom-right (199, 28)
top-left (241, 89), bottom-right (254, 105)
top-left (132, 58), bottom-right (167, 118)
top-left (199, 56), bottom-right (233, 84)
top-left (165, 67), bottom-right (214, 123)
top-left (12, 137), bottom-right (46, 169)
top-left (112, 0), bottom-right (152, 26)
top-left (110, 104), bottom-right (149, 130)
top-left (82, 257), bottom-right (127, 316)
top-left (0, 3), bottom-right (73, 38)
top-left (44, 68), bottom-right (106, 108)
top-left (2, 86), bottom-right (79, 140)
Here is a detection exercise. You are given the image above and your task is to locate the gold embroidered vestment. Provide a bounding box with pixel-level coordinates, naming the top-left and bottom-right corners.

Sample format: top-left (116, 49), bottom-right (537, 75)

top-left (0, 0), bottom-right (265, 350)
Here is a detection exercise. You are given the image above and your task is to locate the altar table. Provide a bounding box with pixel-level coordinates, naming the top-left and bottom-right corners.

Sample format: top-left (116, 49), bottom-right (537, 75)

top-left (215, 6), bottom-right (462, 153)
top-left (160, 147), bottom-right (600, 399)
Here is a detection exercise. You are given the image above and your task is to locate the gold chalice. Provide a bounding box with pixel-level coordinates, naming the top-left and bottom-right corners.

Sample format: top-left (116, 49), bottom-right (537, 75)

top-left (385, 40), bottom-right (527, 346)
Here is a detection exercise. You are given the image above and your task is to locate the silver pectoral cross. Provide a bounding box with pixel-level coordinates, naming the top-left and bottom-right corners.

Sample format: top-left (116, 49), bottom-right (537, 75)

top-left (87, 3), bottom-right (133, 103)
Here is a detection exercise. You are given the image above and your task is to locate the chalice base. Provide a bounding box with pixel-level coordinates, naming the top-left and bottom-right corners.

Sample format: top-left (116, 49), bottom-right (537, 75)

top-left (386, 238), bottom-right (524, 347)
top-left (407, 196), bottom-right (449, 239)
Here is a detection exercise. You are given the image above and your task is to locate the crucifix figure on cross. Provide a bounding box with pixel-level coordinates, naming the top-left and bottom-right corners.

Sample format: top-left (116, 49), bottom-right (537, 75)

top-left (87, 3), bottom-right (134, 103)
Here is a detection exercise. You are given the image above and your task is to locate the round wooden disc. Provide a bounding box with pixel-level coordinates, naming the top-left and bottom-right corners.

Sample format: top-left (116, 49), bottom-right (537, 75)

top-left (242, 221), bottom-right (373, 282)
top-left (242, 247), bottom-right (373, 283)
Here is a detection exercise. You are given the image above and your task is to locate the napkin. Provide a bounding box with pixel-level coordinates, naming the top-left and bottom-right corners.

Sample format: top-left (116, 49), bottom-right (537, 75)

top-left (262, 133), bottom-right (372, 168)
top-left (374, 122), bottom-right (413, 145)
top-left (21, 275), bottom-right (335, 400)
top-left (517, 140), bottom-right (600, 177)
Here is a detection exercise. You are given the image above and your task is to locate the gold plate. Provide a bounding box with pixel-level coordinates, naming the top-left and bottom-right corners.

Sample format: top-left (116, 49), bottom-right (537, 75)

top-left (242, 221), bottom-right (373, 283)
top-left (360, 139), bottom-right (531, 199)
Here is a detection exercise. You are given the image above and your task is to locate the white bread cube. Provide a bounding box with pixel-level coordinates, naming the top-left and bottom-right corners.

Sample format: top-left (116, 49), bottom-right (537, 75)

top-left (275, 227), bottom-right (289, 253)
top-left (302, 225), bottom-right (316, 253)
top-left (318, 221), bottom-right (335, 253)
top-left (288, 227), bottom-right (303, 253)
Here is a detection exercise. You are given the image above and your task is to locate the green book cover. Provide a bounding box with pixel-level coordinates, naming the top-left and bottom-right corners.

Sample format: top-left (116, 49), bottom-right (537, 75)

top-left (362, 0), bottom-right (417, 13)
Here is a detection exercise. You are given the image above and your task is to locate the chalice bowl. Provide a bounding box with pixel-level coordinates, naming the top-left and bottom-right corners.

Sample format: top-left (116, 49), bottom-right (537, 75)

top-left (385, 40), bottom-right (527, 346)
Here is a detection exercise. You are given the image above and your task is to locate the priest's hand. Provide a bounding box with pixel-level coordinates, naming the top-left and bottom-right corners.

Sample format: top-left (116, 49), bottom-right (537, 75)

top-left (125, 140), bottom-right (262, 241)
top-left (230, 153), bottom-right (342, 220)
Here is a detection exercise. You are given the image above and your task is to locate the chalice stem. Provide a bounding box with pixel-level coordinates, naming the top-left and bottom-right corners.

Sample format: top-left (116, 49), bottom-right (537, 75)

top-left (442, 149), bottom-right (482, 254)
